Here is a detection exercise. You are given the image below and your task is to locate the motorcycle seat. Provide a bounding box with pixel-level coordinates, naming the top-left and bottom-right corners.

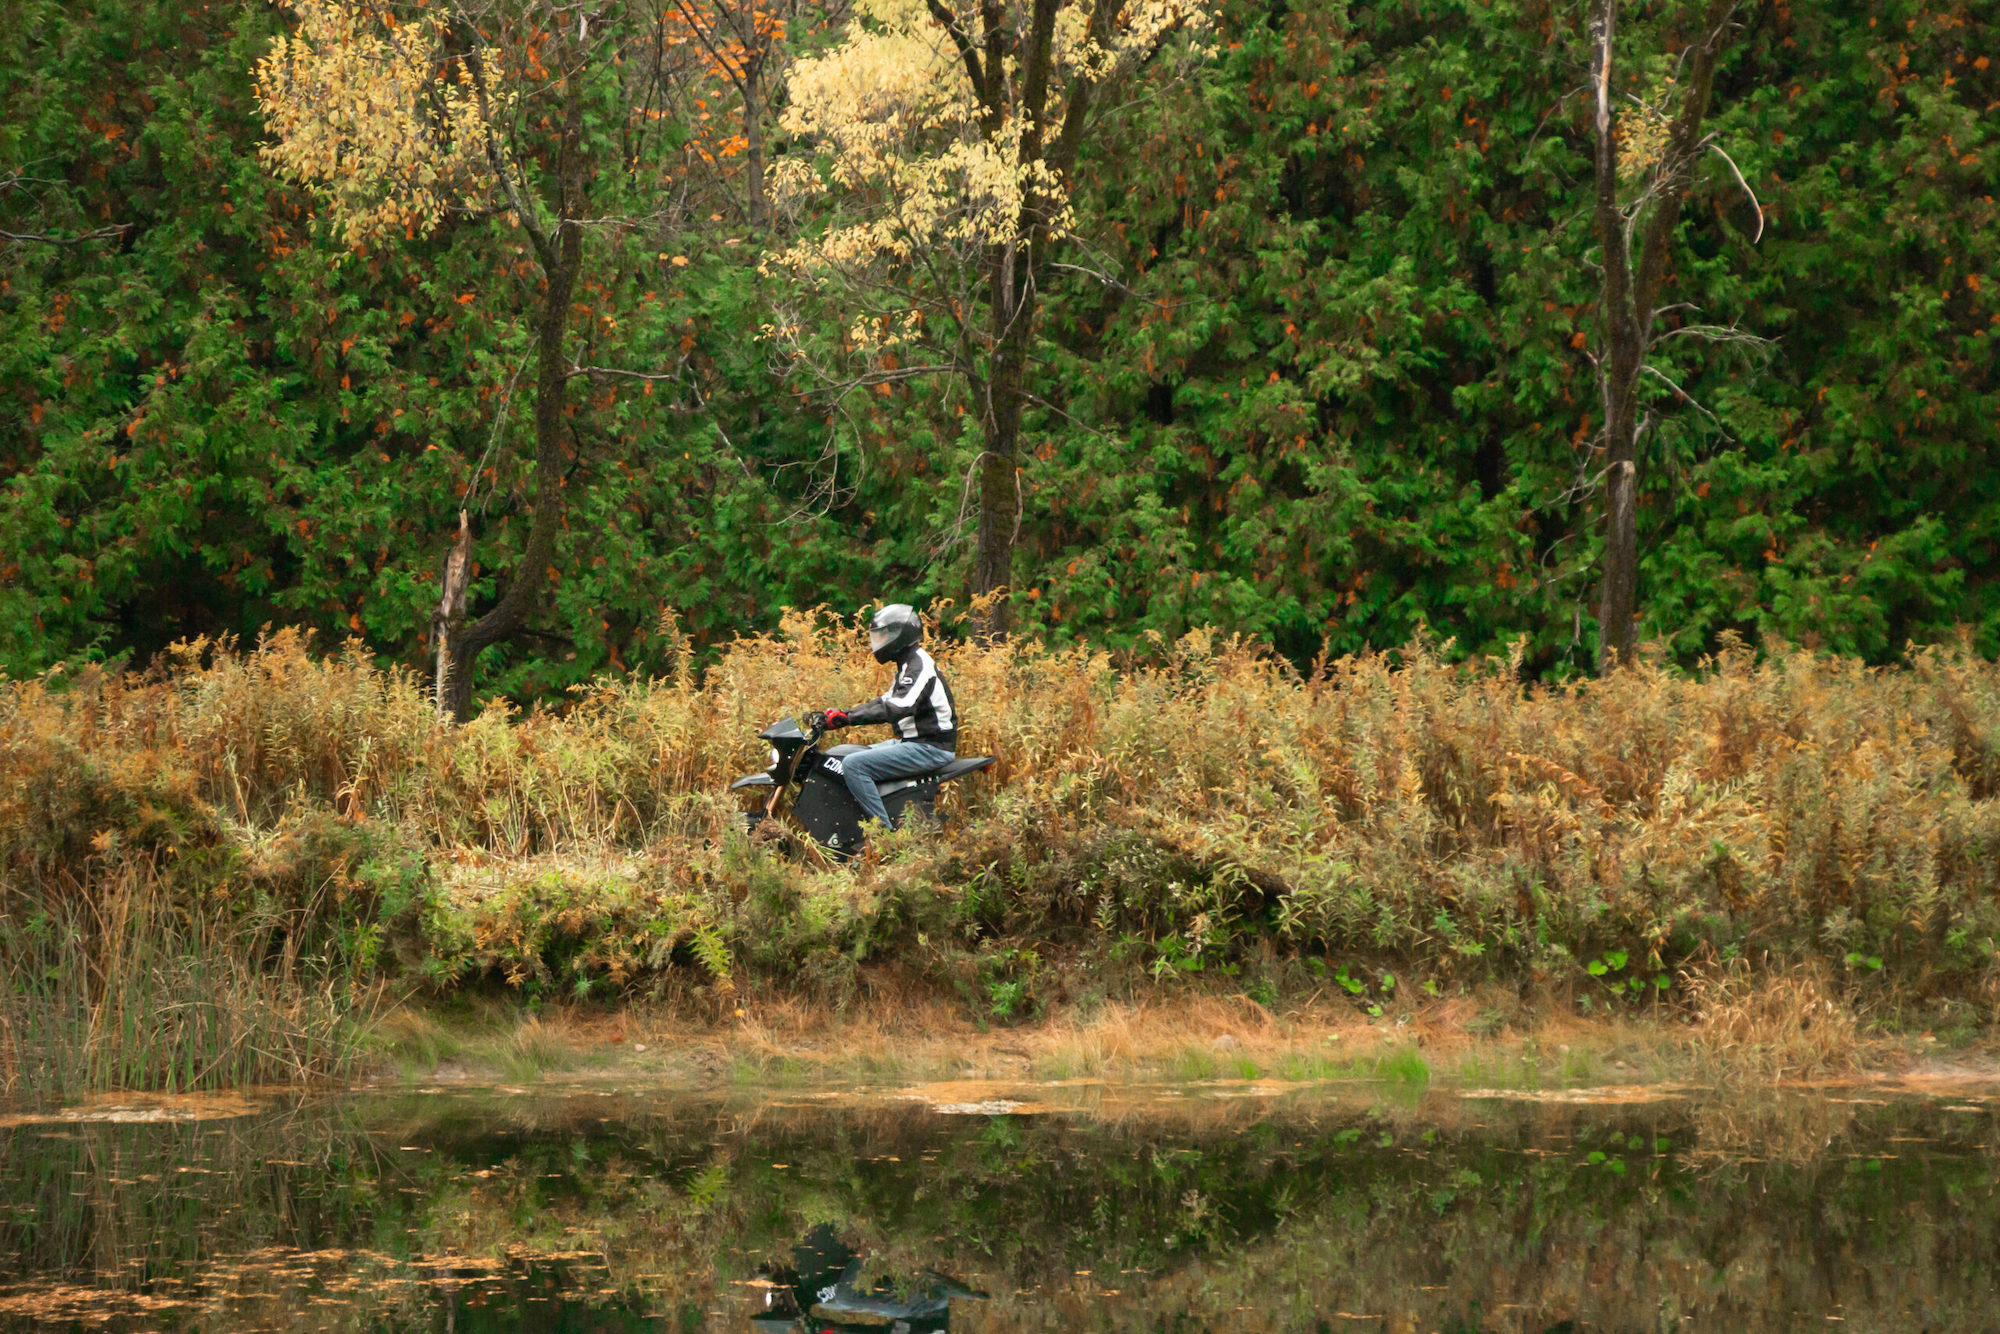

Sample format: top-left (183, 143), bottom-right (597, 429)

top-left (824, 748), bottom-right (995, 783)
top-left (868, 755), bottom-right (995, 784)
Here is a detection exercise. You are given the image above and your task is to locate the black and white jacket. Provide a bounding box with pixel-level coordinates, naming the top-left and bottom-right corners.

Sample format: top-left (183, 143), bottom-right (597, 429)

top-left (842, 646), bottom-right (957, 750)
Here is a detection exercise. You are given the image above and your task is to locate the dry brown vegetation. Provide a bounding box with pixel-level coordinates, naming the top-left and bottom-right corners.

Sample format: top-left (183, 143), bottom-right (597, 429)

top-left (1686, 958), bottom-right (1864, 1082)
top-left (3, 614), bottom-right (1999, 1093)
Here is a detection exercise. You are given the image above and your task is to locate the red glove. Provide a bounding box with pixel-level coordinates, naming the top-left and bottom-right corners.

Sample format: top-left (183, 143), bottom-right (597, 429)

top-left (821, 709), bottom-right (849, 728)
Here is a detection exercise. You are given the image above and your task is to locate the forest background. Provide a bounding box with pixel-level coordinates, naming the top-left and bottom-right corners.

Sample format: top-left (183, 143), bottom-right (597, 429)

top-left (2, 0), bottom-right (1995, 703)
top-left (5, 0), bottom-right (2000, 1099)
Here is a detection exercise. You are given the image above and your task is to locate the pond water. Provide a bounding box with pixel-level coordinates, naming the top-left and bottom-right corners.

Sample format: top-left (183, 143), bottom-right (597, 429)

top-left (0, 1076), bottom-right (1995, 1332)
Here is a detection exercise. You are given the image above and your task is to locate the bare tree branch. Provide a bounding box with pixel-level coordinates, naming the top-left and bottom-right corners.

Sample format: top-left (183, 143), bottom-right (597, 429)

top-left (566, 362), bottom-right (689, 381)
top-left (924, 0), bottom-right (989, 107)
top-left (0, 224), bottom-right (131, 246)
top-left (1652, 321), bottom-right (1772, 348)
top-left (1641, 362), bottom-right (1726, 433)
top-left (1704, 136), bottom-right (1765, 242)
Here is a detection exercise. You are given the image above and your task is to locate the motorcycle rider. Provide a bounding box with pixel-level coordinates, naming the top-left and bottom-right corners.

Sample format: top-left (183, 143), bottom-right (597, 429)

top-left (809, 604), bottom-right (957, 830)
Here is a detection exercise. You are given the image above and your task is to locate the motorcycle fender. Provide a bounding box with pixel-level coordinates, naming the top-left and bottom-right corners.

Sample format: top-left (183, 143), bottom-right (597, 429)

top-left (729, 772), bottom-right (776, 790)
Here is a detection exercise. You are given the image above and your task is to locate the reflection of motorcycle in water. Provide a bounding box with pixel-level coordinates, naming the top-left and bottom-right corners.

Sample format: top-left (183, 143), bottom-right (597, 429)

top-left (748, 1223), bottom-right (983, 1333)
top-left (729, 717), bottom-right (995, 858)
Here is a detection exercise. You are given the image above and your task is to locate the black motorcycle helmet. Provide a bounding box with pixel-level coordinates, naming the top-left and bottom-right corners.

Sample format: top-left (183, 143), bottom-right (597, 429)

top-left (868, 603), bottom-right (922, 663)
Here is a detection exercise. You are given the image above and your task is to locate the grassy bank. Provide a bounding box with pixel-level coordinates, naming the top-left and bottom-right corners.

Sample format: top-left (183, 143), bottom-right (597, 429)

top-left (364, 977), bottom-right (1997, 1098)
top-left (3, 615), bottom-right (1998, 1096)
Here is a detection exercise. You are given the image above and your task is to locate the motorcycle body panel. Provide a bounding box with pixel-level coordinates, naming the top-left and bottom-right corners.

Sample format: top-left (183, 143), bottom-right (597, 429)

top-left (792, 767), bottom-right (865, 854)
top-left (883, 777), bottom-right (941, 824)
top-left (791, 758), bottom-right (944, 858)
top-left (735, 716), bottom-right (991, 856)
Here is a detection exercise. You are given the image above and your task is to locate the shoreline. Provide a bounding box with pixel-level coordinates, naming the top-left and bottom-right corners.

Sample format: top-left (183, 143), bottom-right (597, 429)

top-left (362, 989), bottom-right (2000, 1095)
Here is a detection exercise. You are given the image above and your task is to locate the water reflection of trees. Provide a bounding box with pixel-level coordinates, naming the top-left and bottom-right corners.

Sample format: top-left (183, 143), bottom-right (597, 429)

top-left (0, 1089), bottom-right (1993, 1331)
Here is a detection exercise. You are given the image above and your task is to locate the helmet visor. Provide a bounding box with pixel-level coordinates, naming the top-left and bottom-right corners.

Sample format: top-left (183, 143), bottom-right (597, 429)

top-left (869, 627), bottom-right (896, 655)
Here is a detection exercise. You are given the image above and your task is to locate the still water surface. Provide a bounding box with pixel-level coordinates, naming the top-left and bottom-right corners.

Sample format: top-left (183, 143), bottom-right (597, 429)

top-left (0, 1077), bottom-right (1995, 1332)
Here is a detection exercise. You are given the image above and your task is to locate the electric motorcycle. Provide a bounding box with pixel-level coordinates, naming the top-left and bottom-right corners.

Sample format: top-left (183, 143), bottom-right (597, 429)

top-left (729, 716), bottom-right (995, 856)
top-left (746, 1224), bottom-right (981, 1331)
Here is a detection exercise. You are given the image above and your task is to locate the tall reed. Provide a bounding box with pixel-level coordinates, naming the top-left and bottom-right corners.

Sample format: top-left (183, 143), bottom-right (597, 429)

top-left (0, 859), bottom-right (374, 1104)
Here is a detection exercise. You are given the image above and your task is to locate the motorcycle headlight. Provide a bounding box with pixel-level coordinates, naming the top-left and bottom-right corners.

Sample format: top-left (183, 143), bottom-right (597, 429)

top-left (769, 747), bottom-right (781, 768)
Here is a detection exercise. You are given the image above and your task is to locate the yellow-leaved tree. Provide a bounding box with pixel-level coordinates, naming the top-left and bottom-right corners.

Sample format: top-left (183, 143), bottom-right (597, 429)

top-left (766, 0), bottom-right (1212, 632)
top-left (256, 1), bottom-right (606, 718)
top-left (256, 1), bottom-right (508, 247)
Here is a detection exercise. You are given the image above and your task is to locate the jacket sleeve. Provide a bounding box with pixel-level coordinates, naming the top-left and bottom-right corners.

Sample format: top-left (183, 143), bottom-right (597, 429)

top-left (841, 696), bottom-right (890, 725)
top-left (841, 653), bottom-right (933, 725)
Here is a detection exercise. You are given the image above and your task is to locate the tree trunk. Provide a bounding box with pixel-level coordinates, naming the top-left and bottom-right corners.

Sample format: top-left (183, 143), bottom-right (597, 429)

top-left (1590, 0), bottom-right (1640, 670)
top-left (742, 64), bottom-right (765, 227)
top-left (433, 510), bottom-right (472, 717)
top-left (442, 98), bottom-right (586, 720)
top-left (1595, 384), bottom-right (1642, 669)
top-left (972, 241), bottom-right (1030, 636)
top-left (1588, 0), bottom-right (1735, 671)
top-left (967, 0), bottom-right (1062, 640)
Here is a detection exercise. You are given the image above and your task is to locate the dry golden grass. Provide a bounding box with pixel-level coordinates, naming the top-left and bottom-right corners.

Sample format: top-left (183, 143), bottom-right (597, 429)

top-left (1686, 959), bottom-right (1864, 1081)
top-left (2, 615), bottom-right (1997, 1094)
top-left (513, 986), bottom-right (1585, 1089)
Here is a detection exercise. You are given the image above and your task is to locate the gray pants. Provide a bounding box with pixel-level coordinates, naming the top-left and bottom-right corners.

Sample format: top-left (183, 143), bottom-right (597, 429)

top-left (840, 739), bottom-right (954, 827)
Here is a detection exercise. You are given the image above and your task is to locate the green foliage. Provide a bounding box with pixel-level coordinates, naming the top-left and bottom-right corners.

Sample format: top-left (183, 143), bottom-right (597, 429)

top-left (425, 859), bottom-right (737, 1002)
top-left (1580, 949), bottom-right (1670, 1008)
top-left (688, 922), bottom-right (733, 991)
top-left (1013, 0), bottom-right (1999, 670)
top-left (0, 0), bottom-right (1994, 695)
top-left (1314, 960), bottom-right (1394, 1017)
top-left (977, 947), bottom-right (1043, 1023)
top-left (1371, 1045), bottom-right (1431, 1087)
top-left (0, 0), bottom-right (869, 696)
